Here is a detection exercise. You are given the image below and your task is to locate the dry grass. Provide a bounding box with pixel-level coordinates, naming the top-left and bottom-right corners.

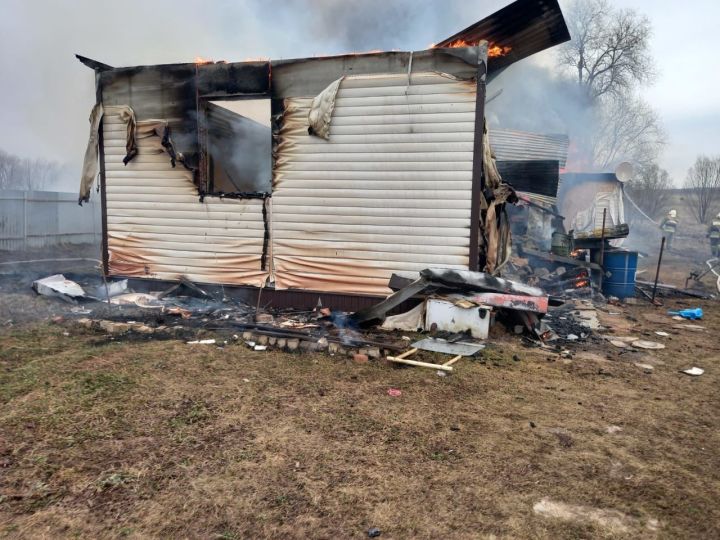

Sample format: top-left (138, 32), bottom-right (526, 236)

top-left (1, 298), bottom-right (720, 539)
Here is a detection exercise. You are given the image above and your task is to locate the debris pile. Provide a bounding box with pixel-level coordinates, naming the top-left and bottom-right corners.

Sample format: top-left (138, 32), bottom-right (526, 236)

top-left (30, 265), bottom-right (605, 369)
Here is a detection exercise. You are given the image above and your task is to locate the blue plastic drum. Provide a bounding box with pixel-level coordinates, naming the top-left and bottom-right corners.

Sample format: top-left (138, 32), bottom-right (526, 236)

top-left (602, 250), bottom-right (639, 299)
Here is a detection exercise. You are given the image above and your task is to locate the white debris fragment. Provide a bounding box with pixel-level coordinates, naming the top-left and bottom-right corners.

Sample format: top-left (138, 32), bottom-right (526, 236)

top-left (254, 345), bottom-right (268, 351)
top-left (654, 331), bottom-right (670, 337)
top-left (634, 362), bottom-right (654, 373)
top-left (33, 274), bottom-right (86, 302)
top-left (681, 367), bottom-right (704, 376)
top-left (631, 340), bottom-right (665, 350)
top-left (186, 339), bottom-right (216, 345)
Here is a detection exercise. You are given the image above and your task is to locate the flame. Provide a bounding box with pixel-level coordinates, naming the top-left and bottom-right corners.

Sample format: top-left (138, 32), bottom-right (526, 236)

top-left (575, 280), bottom-right (590, 288)
top-left (488, 44), bottom-right (512, 57)
top-left (437, 40), bottom-right (512, 57)
top-left (194, 56), bottom-right (213, 64)
top-left (445, 39), bottom-right (472, 48)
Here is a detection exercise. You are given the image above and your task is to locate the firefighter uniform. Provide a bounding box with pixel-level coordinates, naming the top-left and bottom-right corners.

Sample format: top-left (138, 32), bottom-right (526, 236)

top-left (660, 210), bottom-right (678, 250)
top-left (708, 213), bottom-right (720, 258)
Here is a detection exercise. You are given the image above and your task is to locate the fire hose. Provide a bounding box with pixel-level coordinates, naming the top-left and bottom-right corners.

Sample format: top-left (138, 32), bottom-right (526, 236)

top-left (688, 257), bottom-right (720, 293)
top-left (706, 257), bottom-right (720, 293)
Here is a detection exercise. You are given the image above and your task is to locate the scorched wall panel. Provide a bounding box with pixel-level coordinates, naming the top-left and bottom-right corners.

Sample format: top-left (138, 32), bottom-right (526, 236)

top-left (272, 72), bottom-right (475, 295)
top-left (102, 107), bottom-right (268, 286)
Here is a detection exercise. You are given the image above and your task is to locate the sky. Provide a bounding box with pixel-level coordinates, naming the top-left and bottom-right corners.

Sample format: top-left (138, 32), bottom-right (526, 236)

top-left (0, 0), bottom-right (717, 190)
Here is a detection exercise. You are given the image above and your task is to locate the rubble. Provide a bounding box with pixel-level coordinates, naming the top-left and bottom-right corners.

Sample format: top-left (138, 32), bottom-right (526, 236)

top-left (31, 259), bottom-right (610, 370)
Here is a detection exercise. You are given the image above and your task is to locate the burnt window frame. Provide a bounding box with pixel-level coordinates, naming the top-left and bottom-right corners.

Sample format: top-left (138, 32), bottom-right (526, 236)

top-left (197, 93), bottom-right (273, 201)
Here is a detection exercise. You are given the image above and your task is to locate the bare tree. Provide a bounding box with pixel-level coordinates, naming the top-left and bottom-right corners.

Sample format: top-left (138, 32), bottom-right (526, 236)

top-left (560, 0), bottom-right (654, 102)
top-left (0, 150), bottom-right (20, 190)
top-left (626, 163), bottom-right (672, 219)
top-left (591, 93), bottom-right (665, 169)
top-left (0, 149), bottom-right (61, 191)
top-left (558, 0), bottom-right (663, 171)
top-left (685, 156), bottom-right (720, 224)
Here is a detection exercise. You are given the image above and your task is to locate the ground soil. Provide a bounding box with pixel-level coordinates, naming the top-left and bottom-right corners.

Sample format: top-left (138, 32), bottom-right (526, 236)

top-left (1, 258), bottom-right (719, 538)
top-left (2, 241), bottom-right (719, 539)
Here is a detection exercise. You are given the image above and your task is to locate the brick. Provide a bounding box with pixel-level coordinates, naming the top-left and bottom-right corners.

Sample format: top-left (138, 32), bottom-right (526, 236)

top-left (353, 353), bottom-right (369, 364)
top-left (98, 320), bottom-right (130, 334)
top-left (76, 318), bottom-right (94, 329)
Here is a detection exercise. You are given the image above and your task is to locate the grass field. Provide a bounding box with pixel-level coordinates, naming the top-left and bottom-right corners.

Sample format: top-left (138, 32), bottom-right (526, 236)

top-left (1, 296), bottom-right (719, 539)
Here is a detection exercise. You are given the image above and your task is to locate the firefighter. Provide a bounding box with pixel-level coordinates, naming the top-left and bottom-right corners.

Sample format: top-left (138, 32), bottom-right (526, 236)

top-left (660, 209), bottom-right (679, 250)
top-left (708, 212), bottom-right (720, 258)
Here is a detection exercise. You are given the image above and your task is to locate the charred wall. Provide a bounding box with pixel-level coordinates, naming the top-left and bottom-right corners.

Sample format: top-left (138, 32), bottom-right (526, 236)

top-left (93, 47), bottom-right (485, 293)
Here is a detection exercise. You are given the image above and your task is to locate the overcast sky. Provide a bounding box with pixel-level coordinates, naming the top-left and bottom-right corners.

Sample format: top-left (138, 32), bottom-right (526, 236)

top-left (0, 0), bottom-right (716, 189)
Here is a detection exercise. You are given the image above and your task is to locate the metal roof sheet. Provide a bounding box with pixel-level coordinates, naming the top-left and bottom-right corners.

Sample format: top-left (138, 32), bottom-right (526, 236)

top-left (435, 0), bottom-right (571, 74)
top-left (497, 160), bottom-right (560, 198)
top-left (491, 128), bottom-right (569, 167)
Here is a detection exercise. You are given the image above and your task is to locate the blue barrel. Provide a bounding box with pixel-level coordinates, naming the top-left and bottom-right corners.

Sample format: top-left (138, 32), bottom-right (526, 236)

top-left (602, 250), bottom-right (638, 299)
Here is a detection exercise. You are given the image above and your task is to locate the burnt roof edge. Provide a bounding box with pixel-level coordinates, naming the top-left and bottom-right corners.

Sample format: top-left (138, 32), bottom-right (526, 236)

top-left (79, 47), bottom-right (481, 75)
top-left (75, 54), bottom-right (114, 72)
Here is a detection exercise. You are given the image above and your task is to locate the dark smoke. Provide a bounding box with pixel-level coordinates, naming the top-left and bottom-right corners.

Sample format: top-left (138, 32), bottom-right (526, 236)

top-left (0, 0), bottom-right (512, 191)
top-left (486, 57), bottom-right (595, 170)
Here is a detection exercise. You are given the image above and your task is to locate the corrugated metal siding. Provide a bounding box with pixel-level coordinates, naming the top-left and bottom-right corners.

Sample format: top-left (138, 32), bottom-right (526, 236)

top-left (491, 129), bottom-right (568, 167)
top-left (272, 72), bottom-right (475, 295)
top-left (102, 106), bottom-right (268, 286)
top-left (496, 160), bottom-right (560, 198)
top-left (0, 190), bottom-right (101, 251)
top-left (435, 0), bottom-right (570, 76)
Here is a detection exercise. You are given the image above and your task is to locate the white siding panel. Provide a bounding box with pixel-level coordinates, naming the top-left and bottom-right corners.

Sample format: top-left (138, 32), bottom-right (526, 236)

top-left (102, 106), bottom-right (268, 286)
top-left (272, 72), bottom-right (475, 295)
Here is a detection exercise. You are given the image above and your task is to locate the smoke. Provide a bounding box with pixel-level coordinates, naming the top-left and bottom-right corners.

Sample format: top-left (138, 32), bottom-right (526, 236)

top-left (486, 53), bottom-right (597, 171)
top-left (0, 0), bottom-right (511, 192)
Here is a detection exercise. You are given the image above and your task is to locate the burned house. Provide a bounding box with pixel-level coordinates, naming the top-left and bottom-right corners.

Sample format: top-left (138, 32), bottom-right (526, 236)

top-left (77, 0), bottom-right (570, 307)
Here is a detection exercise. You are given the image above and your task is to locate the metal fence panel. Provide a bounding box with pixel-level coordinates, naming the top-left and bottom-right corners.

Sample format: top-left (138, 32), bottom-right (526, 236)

top-left (0, 190), bottom-right (101, 251)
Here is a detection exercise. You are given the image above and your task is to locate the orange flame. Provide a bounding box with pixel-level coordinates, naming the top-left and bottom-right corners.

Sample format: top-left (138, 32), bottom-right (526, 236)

top-left (445, 39), bottom-right (472, 48)
top-left (194, 56), bottom-right (213, 64)
top-left (436, 40), bottom-right (512, 57)
top-left (488, 44), bottom-right (512, 57)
